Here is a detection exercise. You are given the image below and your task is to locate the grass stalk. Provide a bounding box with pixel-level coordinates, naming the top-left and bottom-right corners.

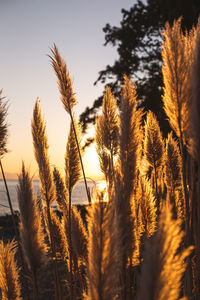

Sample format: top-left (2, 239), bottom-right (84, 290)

top-left (68, 190), bottom-right (74, 300)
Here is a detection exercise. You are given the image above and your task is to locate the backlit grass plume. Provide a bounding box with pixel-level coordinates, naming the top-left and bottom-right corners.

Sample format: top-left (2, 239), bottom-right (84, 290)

top-left (0, 240), bottom-right (21, 300)
top-left (137, 204), bottom-right (193, 300)
top-left (49, 44), bottom-right (76, 113)
top-left (17, 162), bottom-right (47, 298)
top-left (144, 111), bottom-right (164, 209)
top-left (49, 211), bottom-right (69, 261)
top-left (49, 44), bottom-right (91, 205)
top-left (164, 133), bottom-right (182, 218)
top-left (53, 167), bottom-right (68, 212)
top-left (165, 133), bottom-right (182, 191)
top-left (137, 177), bottom-right (157, 238)
top-left (144, 111), bottom-right (164, 171)
top-left (32, 99), bottom-right (55, 206)
top-left (71, 206), bottom-right (88, 264)
top-left (65, 117), bottom-right (82, 299)
top-left (161, 18), bottom-right (191, 242)
top-left (86, 192), bottom-right (118, 300)
top-left (115, 75), bottom-right (143, 298)
top-left (65, 117), bottom-right (81, 195)
top-left (119, 75), bottom-right (143, 200)
top-left (143, 111), bottom-right (164, 212)
top-left (190, 24), bottom-right (200, 157)
top-left (95, 86), bottom-right (119, 186)
top-left (32, 99), bottom-right (61, 300)
top-left (162, 19), bottom-right (191, 147)
top-left (0, 90), bottom-right (8, 157)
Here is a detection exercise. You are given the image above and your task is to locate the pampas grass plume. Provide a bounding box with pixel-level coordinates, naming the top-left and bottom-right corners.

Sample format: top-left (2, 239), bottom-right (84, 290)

top-left (144, 111), bottom-right (164, 170)
top-left (71, 206), bottom-right (88, 264)
top-left (95, 87), bottom-right (119, 185)
top-left (0, 240), bottom-right (21, 300)
top-left (137, 204), bottom-right (193, 300)
top-left (49, 211), bottom-right (69, 261)
top-left (96, 87), bottom-right (119, 154)
top-left (0, 90), bottom-right (8, 157)
top-left (119, 75), bottom-right (143, 199)
top-left (65, 118), bottom-right (81, 194)
top-left (53, 167), bottom-right (68, 212)
top-left (32, 99), bottom-right (55, 205)
top-left (162, 19), bottom-right (191, 146)
top-left (137, 177), bottom-right (157, 238)
top-left (17, 162), bottom-right (47, 273)
top-left (165, 132), bottom-right (182, 190)
top-left (49, 44), bottom-right (77, 114)
top-left (86, 191), bottom-right (118, 300)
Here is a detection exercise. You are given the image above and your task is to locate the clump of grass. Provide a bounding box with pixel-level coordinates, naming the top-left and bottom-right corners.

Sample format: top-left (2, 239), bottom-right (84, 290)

top-left (17, 162), bottom-right (47, 299)
top-left (5, 17), bottom-right (200, 300)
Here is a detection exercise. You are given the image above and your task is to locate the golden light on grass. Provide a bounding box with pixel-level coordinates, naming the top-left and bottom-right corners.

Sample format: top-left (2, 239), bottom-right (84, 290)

top-left (3, 17), bottom-right (200, 300)
top-left (0, 240), bottom-right (21, 300)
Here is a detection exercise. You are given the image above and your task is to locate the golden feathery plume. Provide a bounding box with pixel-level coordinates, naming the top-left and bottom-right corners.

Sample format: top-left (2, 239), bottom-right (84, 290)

top-left (174, 189), bottom-right (185, 221)
top-left (49, 210), bottom-right (69, 261)
top-left (49, 44), bottom-right (91, 205)
top-left (65, 117), bottom-right (81, 195)
top-left (86, 191), bottom-right (119, 300)
top-left (161, 19), bottom-right (192, 244)
top-left (119, 74), bottom-right (143, 200)
top-left (189, 20), bottom-right (200, 299)
top-left (32, 99), bottom-right (55, 206)
top-left (95, 141), bottom-right (111, 183)
top-left (71, 206), bottom-right (88, 264)
top-left (190, 22), bottom-right (200, 157)
top-left (49, 44), bottom-right (76, 113)
top-left (162, 19), bottom-right (191, 146)
top-left (0, 240), bottom-right (21, 300)
top-left (31, 99), bottom-right (61, 300)
top-left (53, 167), bottom-right (68, 212)
top-left (137, 204), bottom-right (193, 300)
top-left (165, 132), bottom-right (182, 191)
top-left (144, 111), bottom-right (164, 171)
top-left (65, 117), bottom-right (82, 299)
top-left (144, 110), bottom-right (164, 209)
top-left (114, 75), bottom-right (143, 298)
top-left (17, 163), bottom-right (47, 298)
top-left (95, 86), bottom-right (119, 185)
top-left (165, 132), bottom-right (183, 218)
top-left (137, 176), bottom-right (157, 238)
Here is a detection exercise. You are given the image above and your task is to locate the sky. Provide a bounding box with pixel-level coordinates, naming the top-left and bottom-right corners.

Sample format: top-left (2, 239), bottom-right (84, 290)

top-left (0, 0), bottom-right (135, 180)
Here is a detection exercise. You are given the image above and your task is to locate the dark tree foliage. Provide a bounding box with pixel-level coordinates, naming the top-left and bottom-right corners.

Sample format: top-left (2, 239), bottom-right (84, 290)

top-left (79, 0), bottom-right (200, 146)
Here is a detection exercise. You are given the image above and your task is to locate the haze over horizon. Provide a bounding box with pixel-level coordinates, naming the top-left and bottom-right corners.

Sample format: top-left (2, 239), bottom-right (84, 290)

top-left (0, 0), bottom-right (135, 180)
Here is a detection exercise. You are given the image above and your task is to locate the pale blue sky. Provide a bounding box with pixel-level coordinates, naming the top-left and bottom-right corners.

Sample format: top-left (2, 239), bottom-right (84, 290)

top-left (0, 0), bottom-right (135, 179)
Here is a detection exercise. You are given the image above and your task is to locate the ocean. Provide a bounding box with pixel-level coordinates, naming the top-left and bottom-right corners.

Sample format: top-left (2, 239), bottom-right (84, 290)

top-left (0, 180), bottom-right (97, 215)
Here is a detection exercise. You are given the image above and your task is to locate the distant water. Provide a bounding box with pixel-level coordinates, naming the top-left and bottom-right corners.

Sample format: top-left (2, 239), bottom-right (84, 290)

top-left (0, 180), bottom-right (97, 216)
